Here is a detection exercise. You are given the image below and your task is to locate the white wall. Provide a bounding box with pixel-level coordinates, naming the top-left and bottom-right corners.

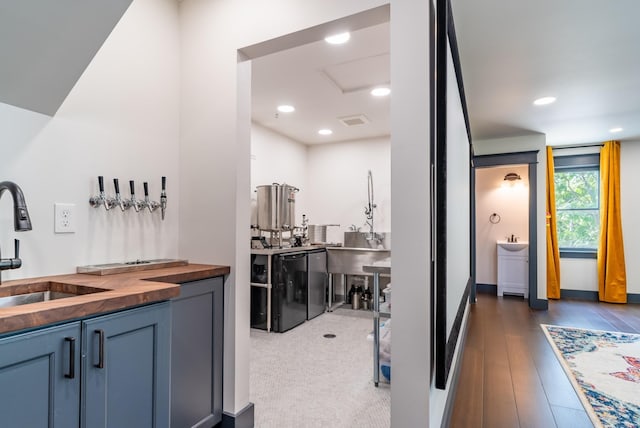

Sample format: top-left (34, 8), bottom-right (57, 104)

top-left (620, 140), bottom-right (640, 294)
top-left (475, 165), bottom-right (529, 285)
top-left (306, 137), bottom-right (391, 243)
top-left (474, 134), bottom-right (547, 301)
top-left (390, 0), bottom-right (432, 426)
top-left (178, 0), bottom-right (401, 419)
top-left (251, 125), bottom-right (391, 244)
top-left (0, 0), bottom-right (180, 280)
top-left (250, 123), bottom-right (309, 227)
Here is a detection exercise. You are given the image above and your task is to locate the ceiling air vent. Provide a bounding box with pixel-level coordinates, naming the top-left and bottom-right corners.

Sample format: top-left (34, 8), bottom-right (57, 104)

top-left (338, 114), bottom-right (370, 127)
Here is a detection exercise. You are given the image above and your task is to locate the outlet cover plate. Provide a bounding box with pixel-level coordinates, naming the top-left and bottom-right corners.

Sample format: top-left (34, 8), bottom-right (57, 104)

top-left (54, 203), bottom-right (76, 233)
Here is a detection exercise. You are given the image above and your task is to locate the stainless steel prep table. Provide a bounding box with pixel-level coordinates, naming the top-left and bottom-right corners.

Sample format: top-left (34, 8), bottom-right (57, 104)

top-left (326, 247), bottom-right (391, 311)
top-left (363, 260), bottom-right (391, 387)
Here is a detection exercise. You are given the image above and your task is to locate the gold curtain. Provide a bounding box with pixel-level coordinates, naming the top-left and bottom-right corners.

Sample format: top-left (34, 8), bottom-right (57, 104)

top-left (546, 146), bottom-right (561, 299)
top-left (598, 140), bottom-right (627, 303)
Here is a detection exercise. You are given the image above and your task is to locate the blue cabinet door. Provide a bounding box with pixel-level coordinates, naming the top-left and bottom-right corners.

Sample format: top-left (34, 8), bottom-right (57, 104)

top-left (170, 277), bottom-right (224, 428)
top-left (0, 322), bottom-right (81, 427)
top-left (81, 302), bottom-right (171, 428)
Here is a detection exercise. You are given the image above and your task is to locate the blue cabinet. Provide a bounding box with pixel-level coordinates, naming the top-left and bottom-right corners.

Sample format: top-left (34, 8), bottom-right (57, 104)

top-left (0, 322), bottom-right (81, 427)
top-left (0, 300), bottom-right (173, 428)
top-left (82, 302), bottom-right (171, 428)
top-left (170, 277), bottom-right (224, 428)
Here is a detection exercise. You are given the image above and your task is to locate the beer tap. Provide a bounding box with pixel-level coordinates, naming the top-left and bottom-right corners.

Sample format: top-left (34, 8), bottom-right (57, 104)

top-left (127, 180), bottom-right (144, 212)
top-left (143, 182), bottom-right (160, 213)
top-left (89, 176), bottom-right (113, 210)
top-left (160, 176), bottom-right (167, 220)
top-left (112, 178), bottom-right (128, 211)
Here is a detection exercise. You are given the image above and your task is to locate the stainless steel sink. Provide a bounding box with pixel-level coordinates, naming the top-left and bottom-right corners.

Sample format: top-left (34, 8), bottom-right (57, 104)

top-left (0, 281), bottom-right (107, 308)
top-left (327, 247), bottom-right (390, 275)
top-left (344, 231), bottom-right (391, 250)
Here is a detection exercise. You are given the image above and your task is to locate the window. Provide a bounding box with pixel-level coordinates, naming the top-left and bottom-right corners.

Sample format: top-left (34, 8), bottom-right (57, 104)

top-left (554, 153), bottom-right (600, 258)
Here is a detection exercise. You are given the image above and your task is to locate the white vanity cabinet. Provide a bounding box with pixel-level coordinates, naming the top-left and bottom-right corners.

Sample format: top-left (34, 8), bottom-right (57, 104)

top-left (497, 241), bottom-right (529, 298)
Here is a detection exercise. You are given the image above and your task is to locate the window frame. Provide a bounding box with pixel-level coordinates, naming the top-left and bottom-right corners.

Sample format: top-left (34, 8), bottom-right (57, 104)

top-left (553, 153), bottom-right (600, 259)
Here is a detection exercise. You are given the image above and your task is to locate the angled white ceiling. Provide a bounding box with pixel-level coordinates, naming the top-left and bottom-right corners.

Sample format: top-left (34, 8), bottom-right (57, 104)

top-left (0, 0), bottom-right (133, 116)
top-left (251, 22), bottom-right (390, 145)
top-left (451, 0), bottom-right (640, 145)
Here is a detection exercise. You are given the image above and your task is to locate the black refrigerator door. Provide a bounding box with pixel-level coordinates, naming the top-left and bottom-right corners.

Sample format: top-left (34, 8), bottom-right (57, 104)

top-left (307, 250), bottom-right (327, 320)
top-left (272, 253), bottom-right (307, 332)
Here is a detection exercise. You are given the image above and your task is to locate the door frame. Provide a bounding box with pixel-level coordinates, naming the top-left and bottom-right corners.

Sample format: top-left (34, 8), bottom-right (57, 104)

top-left (472, 150), bottom-right (547, 310)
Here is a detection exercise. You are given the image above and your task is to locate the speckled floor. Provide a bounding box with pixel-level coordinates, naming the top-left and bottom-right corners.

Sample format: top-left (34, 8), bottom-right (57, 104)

top-left (250, 308), bottom-right (391, 428)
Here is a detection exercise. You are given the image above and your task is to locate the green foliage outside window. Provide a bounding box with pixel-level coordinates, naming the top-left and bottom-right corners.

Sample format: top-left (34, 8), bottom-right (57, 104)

top-left (554, 169), bottom-right (599, 249)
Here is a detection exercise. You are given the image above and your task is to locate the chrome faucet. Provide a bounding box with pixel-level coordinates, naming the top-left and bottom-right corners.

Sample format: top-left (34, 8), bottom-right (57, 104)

top-left (364, 170), bottom-right (377, 240)
top-left (0, 181), bottom-right (32, 284)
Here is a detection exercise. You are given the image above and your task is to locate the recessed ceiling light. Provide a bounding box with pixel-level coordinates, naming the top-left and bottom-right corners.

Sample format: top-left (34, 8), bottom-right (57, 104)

top-left (533, 96), bottom-right (557, 106)
top-left (324, 32), bottom-right (350, 45)
top-left (318, 129), bottom-right (333, 136)
top-left (371, 87), bottom-right (391, 97)
top-left (609, 127), bottom-right (623, 133)
top-left (277, 105), bottom-right (295, 113)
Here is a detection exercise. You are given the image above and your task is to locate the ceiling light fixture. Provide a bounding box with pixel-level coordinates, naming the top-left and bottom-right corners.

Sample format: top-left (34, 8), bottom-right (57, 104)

top-left (324, 32), bottom-right (351, 45)
top-left (371, 87), bottom-right (391, 97)
top-left (277, 105), bottom-right (295, 113)
top-left (318, 129), bottom-right (333, 136)
top-left (504, 172), bottom-right (522, 181)
top-left (533, 96), bottom-right (557, 106)
top-left (609, 127), bottom-right (623, 133)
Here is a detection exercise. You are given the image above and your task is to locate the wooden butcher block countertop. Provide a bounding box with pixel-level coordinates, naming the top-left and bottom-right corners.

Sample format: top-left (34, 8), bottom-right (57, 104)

top-left (0, 263), bottom-right (230, 335)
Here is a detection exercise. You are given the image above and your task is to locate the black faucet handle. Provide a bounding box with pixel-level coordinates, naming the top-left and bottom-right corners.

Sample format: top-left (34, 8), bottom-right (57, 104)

top-left (143, 182), bottom-right (149, 197)
top-left (98, 176), bottom-right (104, 193)
top-left (14, 239), bottom-right (19, 259)
top-left (161, 176), bottom-right (166, 192)
top-left (113, 178), bottom-right (120, 195)
top-left (129, 180), bottom-right (136, 196)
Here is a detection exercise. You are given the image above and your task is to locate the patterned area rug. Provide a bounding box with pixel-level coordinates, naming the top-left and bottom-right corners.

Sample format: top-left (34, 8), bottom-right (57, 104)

top-left (541, 324), bottom-right (640, 427)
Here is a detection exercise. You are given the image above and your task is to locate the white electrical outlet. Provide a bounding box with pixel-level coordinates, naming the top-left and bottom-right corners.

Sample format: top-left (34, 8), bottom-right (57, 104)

top-left (54, 203), bottom-right (76, 233)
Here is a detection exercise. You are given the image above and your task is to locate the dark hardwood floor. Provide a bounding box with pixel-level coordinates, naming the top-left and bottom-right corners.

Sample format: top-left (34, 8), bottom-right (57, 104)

top-left (450, 291), bottom-right (640, 428)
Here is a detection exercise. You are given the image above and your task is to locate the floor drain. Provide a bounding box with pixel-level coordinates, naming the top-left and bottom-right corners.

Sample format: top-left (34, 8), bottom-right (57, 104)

top-left (323, 333), bottom-right (336, 339)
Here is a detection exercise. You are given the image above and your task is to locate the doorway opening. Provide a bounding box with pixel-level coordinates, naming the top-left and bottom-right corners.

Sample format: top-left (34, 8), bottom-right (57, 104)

top-left (472, 151), bottom-right (543, 309)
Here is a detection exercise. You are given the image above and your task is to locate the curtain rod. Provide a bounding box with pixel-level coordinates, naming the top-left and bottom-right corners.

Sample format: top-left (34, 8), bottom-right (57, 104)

top-left (551, 143), bottom-right (604, 150)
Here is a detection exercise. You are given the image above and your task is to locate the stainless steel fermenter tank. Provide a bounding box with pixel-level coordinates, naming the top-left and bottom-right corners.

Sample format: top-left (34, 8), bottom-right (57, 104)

top-left (256, 183), bottom-right (298, 231)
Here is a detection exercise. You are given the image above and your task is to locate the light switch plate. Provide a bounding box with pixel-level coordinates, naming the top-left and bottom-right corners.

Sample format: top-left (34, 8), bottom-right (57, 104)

top-left (54, 203), bottom-right (76, 233)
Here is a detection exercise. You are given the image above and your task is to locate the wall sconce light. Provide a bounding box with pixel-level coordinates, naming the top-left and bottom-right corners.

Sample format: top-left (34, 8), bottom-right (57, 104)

top-left (504, 172), bottom-right (521, 182)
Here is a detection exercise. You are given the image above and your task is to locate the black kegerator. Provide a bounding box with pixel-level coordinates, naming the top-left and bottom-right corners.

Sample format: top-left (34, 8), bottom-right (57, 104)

top-left (271, 252), bottom-right (308, 332)
top-left (251, 249), bottom-right (327, 332)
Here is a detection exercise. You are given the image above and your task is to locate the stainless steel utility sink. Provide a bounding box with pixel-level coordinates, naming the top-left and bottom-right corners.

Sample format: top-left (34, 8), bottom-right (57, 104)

top-left (0, 282), bottom-right (107, 308)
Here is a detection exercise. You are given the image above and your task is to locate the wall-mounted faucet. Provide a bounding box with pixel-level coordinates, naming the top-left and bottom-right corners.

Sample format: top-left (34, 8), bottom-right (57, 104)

top-left (0, 181), bottom-right (32, 284)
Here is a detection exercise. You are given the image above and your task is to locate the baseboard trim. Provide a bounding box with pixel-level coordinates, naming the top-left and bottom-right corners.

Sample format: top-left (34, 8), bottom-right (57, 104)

top-left (561, 289), bottom-right (599, 301)
top-left (561, 289), bottom-right (640, 303)
top-left (221, 403), bottom-right (254, 428)
top-left (628, 294), bottom-right (640, 303)
top-left (529, 297), bottom-right (548, 310)
top-left (440, 305), bottom-right (470, 428)
top-left (476, 283), bottom-right (496, 294)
